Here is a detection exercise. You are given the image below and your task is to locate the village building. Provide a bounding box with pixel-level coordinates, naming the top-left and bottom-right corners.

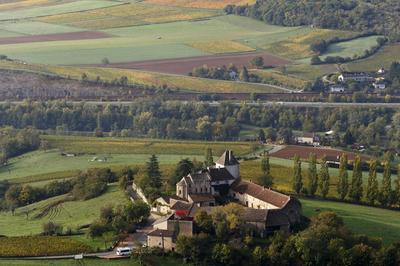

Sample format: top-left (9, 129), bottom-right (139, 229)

top-left (329, 84), bottom-right (346, 93)
top-left (147, 150), bottom-right (303, 250)
top-left (373, 80), bottom-right (386, 90)
top-left (295, 132), bottom-right (320, 146)
top-left (338, 72), bottom-right (373, 83)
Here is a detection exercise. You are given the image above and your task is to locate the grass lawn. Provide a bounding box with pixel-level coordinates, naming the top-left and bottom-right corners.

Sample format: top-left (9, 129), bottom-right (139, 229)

top-left (302, 198), bottom-right (400, 244)
top-left (0, 183), bottom-right (128, 236)
top-left (345, 43), bottom-right (400, 72)
top-left (321, 35), bottom-right (382, 59)
top-left (0, 0), bottom-right (122, 21)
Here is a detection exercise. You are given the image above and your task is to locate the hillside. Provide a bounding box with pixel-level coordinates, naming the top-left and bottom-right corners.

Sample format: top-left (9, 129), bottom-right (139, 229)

top-left (227, 0), bottom-right (400, 41)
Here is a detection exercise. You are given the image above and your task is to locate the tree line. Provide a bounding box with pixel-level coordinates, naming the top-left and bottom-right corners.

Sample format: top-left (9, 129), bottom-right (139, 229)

top-left (225, 0), bottom-right (400, 41)
top-left (0, 102), bottom-right (399, 155)
top-left (292, 153), bottom-right (400, 208)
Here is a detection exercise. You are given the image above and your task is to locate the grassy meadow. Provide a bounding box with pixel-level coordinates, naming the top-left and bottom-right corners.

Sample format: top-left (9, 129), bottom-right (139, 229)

top-left (302, 198), bottom-right (400, 244)
top-left (320, 35), bottom-right (382, 60)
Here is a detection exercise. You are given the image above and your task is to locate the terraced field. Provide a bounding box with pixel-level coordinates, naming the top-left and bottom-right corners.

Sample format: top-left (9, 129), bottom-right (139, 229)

top-left (0, 184), bottom-right (128, 236)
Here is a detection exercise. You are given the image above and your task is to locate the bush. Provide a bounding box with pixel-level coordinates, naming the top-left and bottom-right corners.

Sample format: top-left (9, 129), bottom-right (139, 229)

top-left (42, 221), bottom-right (63, 236)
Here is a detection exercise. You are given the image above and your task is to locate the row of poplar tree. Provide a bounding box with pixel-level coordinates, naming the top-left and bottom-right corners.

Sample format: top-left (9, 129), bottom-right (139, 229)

top-left (292, 153), bottom-right (400, 207)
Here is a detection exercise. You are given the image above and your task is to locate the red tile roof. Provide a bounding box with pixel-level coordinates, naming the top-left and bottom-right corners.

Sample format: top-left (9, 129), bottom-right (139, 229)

top-left (231, 180), bottom-right (291, 208)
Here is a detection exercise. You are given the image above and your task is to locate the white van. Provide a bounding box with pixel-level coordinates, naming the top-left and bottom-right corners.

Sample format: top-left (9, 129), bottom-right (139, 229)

top-left (116, 247), bottom-right (132, 256)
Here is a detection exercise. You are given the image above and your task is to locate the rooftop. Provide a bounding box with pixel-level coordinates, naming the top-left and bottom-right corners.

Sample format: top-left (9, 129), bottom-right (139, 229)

top-left (216, 150), bottom-right (239, 166)
top-left (231, 180), bottom-right (291, 208)
top-left (147, 229), bottom-right (175, 238)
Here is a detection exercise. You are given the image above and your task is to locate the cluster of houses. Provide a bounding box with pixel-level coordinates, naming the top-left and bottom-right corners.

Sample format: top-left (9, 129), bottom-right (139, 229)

top-left (329, 68), bottom-right (386, 93)
top-left (146, 151), bottom-right (302, 251)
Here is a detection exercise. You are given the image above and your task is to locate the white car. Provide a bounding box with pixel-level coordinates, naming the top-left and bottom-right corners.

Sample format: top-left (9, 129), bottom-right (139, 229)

top-left (116, 247), bottom-right (132, 256)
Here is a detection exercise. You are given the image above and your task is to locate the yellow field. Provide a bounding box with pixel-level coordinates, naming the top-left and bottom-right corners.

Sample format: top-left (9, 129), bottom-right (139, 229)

top-left (250, 69), bottom-right (309, 90)
top-left (188, 40), bottom-right (255, 54)
top-left (0, 60), bottom-right (285, 93)
top-left (263, 29), bottom-right (359, 60)
top-left (144, 0), bottom-right (256, 9)
top-left (0, 0), bottom-right (52, 11)
top-left (37, 2), bottom-right (219, 30)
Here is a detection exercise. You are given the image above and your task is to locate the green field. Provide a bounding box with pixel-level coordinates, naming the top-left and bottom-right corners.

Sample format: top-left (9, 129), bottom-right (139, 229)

top-left (0, 0), bottom-right (122, 21)
top-left (0, 183), bottom-right (128, 236)
top-left (302, 198), bottom-right (400, 244)
top-left (0, 21), bottom-right (83, 35)
top-left (345, 43), bottom-right (400, 72)
top-left (321, 35), bottom-right (382, 59)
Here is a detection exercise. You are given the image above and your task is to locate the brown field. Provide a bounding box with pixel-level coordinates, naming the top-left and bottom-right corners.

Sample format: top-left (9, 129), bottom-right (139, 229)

top-left (271, 145), bottom-right (370, 161)
top-left (87, 52), bottom-right (290, 75)
top-left (0, 31), bottom-right (112, 45)
top-left (144, 0), bottom-right (256, 9)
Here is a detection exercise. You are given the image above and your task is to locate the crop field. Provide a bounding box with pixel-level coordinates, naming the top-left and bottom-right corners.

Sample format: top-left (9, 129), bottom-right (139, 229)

top-left (345, 43), bottom-right (400, 72)
top-left (250, 69), bottom-right (309, 90)
top-left (285, 63), bottom-right (338, 81)
top-left (0, 0), bottom-right (54, 12)
top-left (44, 135), bottom-right (254, 156)
top-left (188, 40), bottom-right (255, 54)
top-left (271, 145), bottom-right (370, 161)
top-left (0, 184), bottom-right (128, 236)
top-left (320, 35), bottom-right (382, 59)
top-left (0, 60), bottom-right (287, 93)
top-left (0, 0), bottom-right (122, 21)
top-left (263, 29), bottom-right (358, 60)
top-left (302, 198), bottom-right (400, 244)
top-left (38, 2), bottom-right (220, 30)
top-left (0, 21), bottom-right (82, 35)
top-left (144, 0), bottom-right (256, 9)
top-left (98, 52), bottom-right (289, 75)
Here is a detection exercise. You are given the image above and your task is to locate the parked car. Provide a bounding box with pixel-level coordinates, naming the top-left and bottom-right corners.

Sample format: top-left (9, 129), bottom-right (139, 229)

top-left (116, 247), bottom-right (132, 256)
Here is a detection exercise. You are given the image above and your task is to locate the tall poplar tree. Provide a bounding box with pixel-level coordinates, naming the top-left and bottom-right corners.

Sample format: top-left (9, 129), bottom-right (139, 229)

top-left (319, 156), bottom-right (330, 199)
top-left (260, 152), bottom-right (272, 187)
top-left (366, 160), bottom-right (379, 205)
top-left (307, 153), bottom-right (318, 197)
top-left (205, 147), bottom-right (214, 167)
top-left (337, 154), bottom-right (349, 200)
top-left (293, 155), bottom-right (302, 194)
top-left (349, 155), bottom-right (363, 202)
top-left (379, 160), bottom-right (392, 206)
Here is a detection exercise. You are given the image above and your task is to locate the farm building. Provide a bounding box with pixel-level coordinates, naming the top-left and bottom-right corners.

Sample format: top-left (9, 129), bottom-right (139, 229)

top-left (329, 84), bottom-right (346, 93)
top-left (373, 81), bottom-right (386, 90)
top-left (338, 72), bottom-right (373, 83)
top-left (146, 150), bottom-right (302, 249)
top-left (295, 132), bottom-right (320, 146)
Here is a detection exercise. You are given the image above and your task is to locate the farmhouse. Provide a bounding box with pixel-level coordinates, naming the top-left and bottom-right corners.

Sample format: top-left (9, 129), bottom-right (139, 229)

top-left (329, 84), bottom-right (346, 93)
top-left (338, 72), bottom-right (373, 83)
top-left (295, 132), bottom-right (320, 146)
top-left (147, 150), bottom-right (302, 249)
